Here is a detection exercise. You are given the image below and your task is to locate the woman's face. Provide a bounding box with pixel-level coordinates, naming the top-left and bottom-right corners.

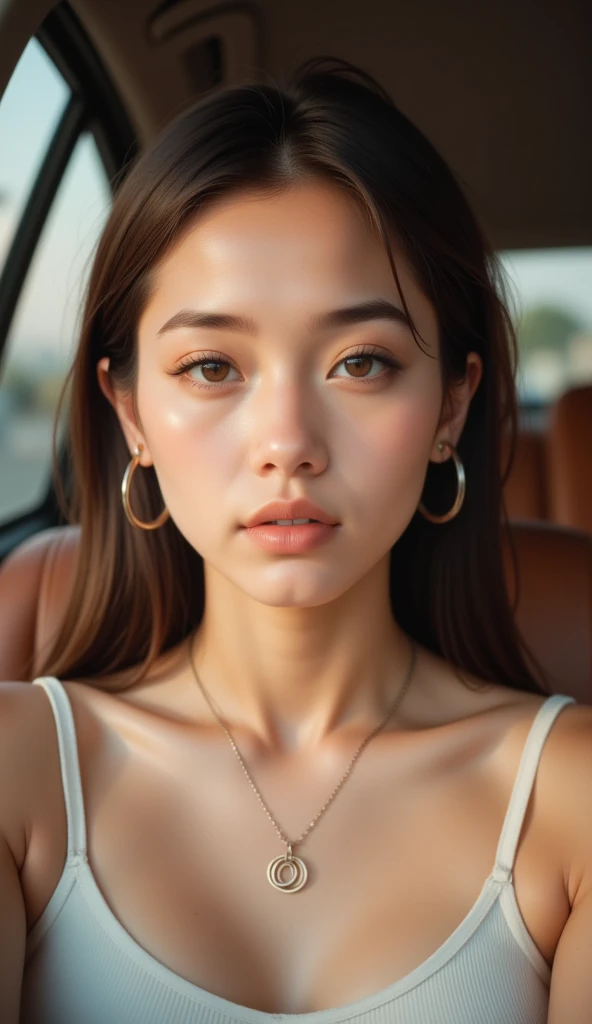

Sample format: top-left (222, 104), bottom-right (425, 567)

top-left (102, 181), bottom-right (481, 607)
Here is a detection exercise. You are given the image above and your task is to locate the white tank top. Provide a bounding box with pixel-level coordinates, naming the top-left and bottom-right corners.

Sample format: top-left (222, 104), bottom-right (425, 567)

top-left (20, 677), bottom-right (576, 1023)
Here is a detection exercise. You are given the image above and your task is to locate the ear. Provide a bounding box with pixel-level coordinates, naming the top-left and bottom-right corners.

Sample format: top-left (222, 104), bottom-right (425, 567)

top-left (429, 352), bottom-right (483, 462)
top-left (96, 357), bottom-right (154, 466)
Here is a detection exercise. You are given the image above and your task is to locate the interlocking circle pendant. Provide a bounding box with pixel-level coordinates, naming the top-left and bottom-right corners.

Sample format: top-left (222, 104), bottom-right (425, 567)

top-left (267, 846), bottom-right (308, 893)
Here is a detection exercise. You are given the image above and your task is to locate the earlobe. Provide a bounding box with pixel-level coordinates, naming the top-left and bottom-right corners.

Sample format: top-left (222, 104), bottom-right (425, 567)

top-left (96, 357), bottom-right (153, 465)
top-left (429, 438), bottom-right (450, 463)
top-left (429, 438), bottom-right (450, 467)
top-left (432, 352), bottom-right (483, 461)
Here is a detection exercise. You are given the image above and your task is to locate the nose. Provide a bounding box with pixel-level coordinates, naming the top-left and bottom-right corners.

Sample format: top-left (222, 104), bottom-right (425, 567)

top-left (246, 375), bottom-right (329, 480)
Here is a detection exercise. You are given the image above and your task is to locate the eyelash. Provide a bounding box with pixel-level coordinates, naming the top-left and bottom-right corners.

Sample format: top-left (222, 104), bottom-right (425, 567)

top-left (169, 345), bottom-right (403, 391)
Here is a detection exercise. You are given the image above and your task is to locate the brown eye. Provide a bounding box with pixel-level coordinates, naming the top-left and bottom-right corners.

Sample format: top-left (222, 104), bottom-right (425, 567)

top-left (331, 347), bottom-right (401, 383)
top-left (344, 355), bottom-right (374, 378)
top-left (171, 346), bottom-right (401, 391)
top-left (169, 353), bottom-right (240, 389)
top-left (194, 360), bottom-right (231, 383)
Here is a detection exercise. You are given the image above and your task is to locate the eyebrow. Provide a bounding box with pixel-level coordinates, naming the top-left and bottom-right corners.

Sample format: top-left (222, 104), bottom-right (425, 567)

top-left (156, 298), bottom-right (412, 337)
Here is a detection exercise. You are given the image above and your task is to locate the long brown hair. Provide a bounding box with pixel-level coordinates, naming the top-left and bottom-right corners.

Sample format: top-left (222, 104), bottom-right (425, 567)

top-left (42, 56), bottom-right (548, 696)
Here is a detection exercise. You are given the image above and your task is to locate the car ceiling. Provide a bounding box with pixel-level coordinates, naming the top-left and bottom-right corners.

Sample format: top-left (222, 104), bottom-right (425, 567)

top-left (1, 0), bottom-right (591, 250)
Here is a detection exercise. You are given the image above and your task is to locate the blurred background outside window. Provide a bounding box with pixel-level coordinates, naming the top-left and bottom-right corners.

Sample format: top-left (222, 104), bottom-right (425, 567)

top-left (0, 39), bottom-right (111, 523)
top-left (500, 248), bottom-right (592, 405)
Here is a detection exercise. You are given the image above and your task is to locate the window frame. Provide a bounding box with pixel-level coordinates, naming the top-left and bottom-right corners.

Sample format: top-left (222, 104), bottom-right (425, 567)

top-left (0, 2), bottom-right (136, 560)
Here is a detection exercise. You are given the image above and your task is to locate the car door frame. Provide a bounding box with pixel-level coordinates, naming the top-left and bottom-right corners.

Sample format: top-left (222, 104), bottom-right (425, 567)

top-left (0, 2), bottom-right (136, 562)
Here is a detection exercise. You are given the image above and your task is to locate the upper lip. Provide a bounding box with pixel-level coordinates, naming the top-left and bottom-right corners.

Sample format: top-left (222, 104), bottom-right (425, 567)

top-left (243, 499), bottom-right (340, 528)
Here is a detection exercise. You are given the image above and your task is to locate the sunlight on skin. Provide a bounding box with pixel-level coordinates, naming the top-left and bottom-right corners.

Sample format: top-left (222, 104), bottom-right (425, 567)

top-left (98, 181), bottom-right (482, 747)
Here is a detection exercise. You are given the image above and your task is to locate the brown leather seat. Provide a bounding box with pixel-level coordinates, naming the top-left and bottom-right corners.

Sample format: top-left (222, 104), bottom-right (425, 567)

top-left (503, 520), bottom-right (592, 704)
top-left (547, 384), bottom-right (592, 532)
top-left (0, 521), bottom-right (590, 704)
top-left (502, 428), bottom-right (548, 522)
top-left (0, 525), bottom-right (80, 682)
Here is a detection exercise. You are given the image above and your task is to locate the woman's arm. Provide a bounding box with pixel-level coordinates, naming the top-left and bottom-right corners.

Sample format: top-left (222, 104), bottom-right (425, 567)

top-left (0, 834), bottom-right (25, 1022)
top-left (0, 685), bottom-right (31, 1021)
top-left (547, 706), bottom-right (592, 1022)
top-left (549, 887), bottom-right (592, 1022)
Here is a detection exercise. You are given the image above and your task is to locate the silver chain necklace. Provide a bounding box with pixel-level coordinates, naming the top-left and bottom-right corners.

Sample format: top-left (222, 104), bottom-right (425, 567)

top-left (189, 635), bottom-right (417, 893)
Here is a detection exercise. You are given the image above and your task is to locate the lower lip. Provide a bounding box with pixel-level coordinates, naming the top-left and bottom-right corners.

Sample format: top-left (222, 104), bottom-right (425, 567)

top-left (242, 523), bottom-right (339, 553)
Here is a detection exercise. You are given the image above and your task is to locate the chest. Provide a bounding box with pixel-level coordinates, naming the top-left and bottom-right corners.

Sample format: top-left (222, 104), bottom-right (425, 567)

top-left (21, 708), bottom-right (569, 1014)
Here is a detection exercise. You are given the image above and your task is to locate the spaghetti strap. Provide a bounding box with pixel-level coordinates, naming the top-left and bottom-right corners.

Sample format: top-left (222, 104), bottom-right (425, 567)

top-left (32, 677), bottom-right (87, 859)
top-left (493, 693), bottom-right (576, 880)
top-left (28, 679), bottom-right (576, 879)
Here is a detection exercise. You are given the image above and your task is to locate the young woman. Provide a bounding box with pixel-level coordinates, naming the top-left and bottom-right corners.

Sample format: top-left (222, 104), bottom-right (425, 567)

top-left (1, 57), bottom-right (591, 1024)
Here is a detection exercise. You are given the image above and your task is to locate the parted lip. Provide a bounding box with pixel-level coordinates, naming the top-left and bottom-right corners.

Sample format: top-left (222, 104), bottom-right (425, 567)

top-left (242, 499), bottom-right (340, 529)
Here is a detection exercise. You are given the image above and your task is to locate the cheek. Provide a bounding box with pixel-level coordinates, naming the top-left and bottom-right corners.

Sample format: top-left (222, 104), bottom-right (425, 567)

top-left (346, 372), bottom-right (443, 522)
top-left (135, 370), bottom-right (237, 531)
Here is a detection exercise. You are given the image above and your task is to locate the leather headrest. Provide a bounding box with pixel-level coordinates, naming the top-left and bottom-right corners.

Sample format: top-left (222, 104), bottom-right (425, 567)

top-left (501, 429), bottom-right (547, 521)
top-left (547, 384), bottom-right (592, 531)
top-left (503, 520), bottom-right (592, 703)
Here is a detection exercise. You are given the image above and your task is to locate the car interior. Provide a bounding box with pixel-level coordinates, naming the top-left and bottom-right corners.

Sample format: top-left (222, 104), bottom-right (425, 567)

top-left (0, 0), bottom-right (591, 703)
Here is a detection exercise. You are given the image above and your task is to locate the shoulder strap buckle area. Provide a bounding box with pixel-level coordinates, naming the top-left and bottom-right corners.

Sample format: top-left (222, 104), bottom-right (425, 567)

top-left (492, 863), bottom-right (512, 884)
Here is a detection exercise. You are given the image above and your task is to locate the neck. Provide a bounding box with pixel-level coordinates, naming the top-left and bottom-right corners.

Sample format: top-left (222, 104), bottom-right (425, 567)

top-left (189, 556), bottom-right (415, 753)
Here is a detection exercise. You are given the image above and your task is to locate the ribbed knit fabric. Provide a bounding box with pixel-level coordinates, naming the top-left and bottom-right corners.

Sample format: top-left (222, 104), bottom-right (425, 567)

top-left (20, 678), bottom-right (576, 1024)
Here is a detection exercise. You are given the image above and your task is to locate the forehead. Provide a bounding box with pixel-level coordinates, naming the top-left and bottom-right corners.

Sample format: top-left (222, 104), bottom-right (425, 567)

top-left (142, 181), bottom-right (436, 342)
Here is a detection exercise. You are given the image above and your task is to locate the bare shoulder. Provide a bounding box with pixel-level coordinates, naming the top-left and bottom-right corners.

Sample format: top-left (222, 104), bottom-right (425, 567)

top-left (458, 678), bottom-right (591, 910)
top-left (491, 687), bottom-right (592, 907)
top-left (0, 681), bottom-right (61, 870)
top-left (532, 700), bottom-right (592, 908)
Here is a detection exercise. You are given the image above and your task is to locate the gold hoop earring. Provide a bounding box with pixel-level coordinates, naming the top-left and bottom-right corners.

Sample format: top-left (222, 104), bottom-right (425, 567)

top-left (418, 440), bottom-right (466, 524)
top-left (121, 444), bottom-right (170, 530)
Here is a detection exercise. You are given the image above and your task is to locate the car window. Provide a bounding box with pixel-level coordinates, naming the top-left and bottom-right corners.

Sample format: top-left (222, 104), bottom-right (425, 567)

top-left (0, 43), bottom-right (111, 526)
top-left (0, 38), bottom-right (68, 273)
top-left (499, 247), bottom-right (592, 405)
